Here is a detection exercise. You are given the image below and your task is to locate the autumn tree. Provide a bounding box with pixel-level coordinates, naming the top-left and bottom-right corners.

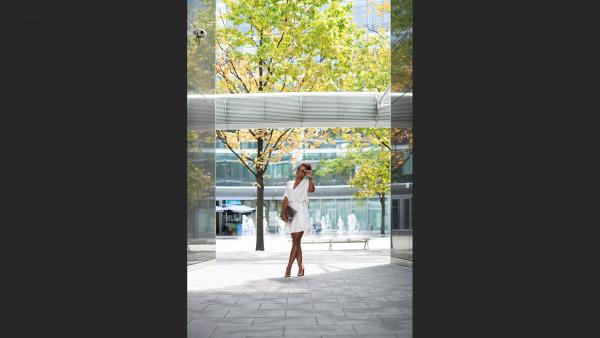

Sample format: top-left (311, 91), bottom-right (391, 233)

top-left (216, 0), bottom-right (390, 93)
top-left (216, 0), bottom-right (390, 250)
top-left (316, 128), bottom-right (389, 234)
top-left (216, 128), bottom-right (333, 250)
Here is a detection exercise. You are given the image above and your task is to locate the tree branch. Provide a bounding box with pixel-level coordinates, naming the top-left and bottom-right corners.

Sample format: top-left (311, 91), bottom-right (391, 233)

top-left (228, 58), bottom-right (251, 93)
top-left (216, 130), bottom-right (257, 177)
top-left (264, 128), bottom-right (292, 172)
top-left (271, 128), bottom-right (292, 152)
top-left (246, 67), bottom-right (260, 88)
top-left (366, 26), bottom-right (386, 40)
top-left (373, 131), bottom-right (391, 151)
top-left (216, 65), bottom-right (240, 94)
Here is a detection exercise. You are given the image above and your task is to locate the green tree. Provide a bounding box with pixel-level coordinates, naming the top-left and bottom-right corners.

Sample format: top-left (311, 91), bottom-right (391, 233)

top-left (216, 0), bottom-right (390, 250)
top-left (216, 0), bottom-right (390, 93)
top-left (318, 128), bottom-right (395, 234)
top-left (216, 128), bottom-right (334, 251)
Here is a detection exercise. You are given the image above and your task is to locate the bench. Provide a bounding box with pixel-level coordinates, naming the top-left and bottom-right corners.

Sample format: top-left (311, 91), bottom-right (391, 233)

top-left (294, 237), bottom-right (370, 250)
top-left (327, 238), bottom-right (370, 250)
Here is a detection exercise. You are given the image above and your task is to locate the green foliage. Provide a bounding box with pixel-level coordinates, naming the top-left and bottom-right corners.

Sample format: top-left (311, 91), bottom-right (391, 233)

top-left (319, 128), bottom-right (392, 200)
top-left (391, 0), bottom-right (412, 92)
top-left (314, 153), bottom-right (356, 184)
top-left (349, 148), bottom-right (390, 199)
top-left (217, 0), bottom-right (390, 93)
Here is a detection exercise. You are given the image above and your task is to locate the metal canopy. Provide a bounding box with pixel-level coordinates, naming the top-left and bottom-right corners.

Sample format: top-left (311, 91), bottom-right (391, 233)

top-left (215, 183), bottom-right (412, 200)
top-left (188, 91), bottom-right (412, 129)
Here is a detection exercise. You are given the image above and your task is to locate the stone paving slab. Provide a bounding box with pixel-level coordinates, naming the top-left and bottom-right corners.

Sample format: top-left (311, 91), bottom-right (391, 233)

top-left (378, 315), bottom-right (413, 325)
top-left (344, 306), bottom-right (406, 316)
top-left (284, 324), bottom-right (357, 336)
top-left (210, 326), bottom-right (284, 337)
top-left (353, 324), bottom-right (412, 336)
top-left (285, 308), bottom-right (347, 317)
top-left (187, 325), bottom-right (217, 338)
top-left (313, 302), bottom-right (369, 309)
top-left (316, 315), bottom-right (382, 325)
top-left (252, 316), bottom-right (318, 326)
top-left (227, 309), bottom-right (286, 318)
top-left (188, 249), bottom-right (411, 337)
top-left (321, 336), bottom-right (397, 338)
top-left (189, 317), bottom-right (254, 327)
top-left (197, 308), bottom-right (231, 318)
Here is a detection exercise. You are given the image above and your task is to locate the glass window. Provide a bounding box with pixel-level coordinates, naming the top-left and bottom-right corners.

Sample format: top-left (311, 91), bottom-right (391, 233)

top-left (241, 164), bottom-right (253, 185)
top-left (392, 199), bottom-right (400, 230)
top-left (281, 163), bottom-right (290, 180)
top-left (352, 198), bottom-right (368, 232)
top-left (230, 162), bottom-right (241, 181)
top-left (402, 198), bottom-right (411, 229)
top-left (308, 199), bottom-right (321, 231)
top-left (368, 198), bottom-right (382, 233)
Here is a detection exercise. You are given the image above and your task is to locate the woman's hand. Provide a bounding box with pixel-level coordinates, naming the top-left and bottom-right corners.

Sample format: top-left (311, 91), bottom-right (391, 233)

top-left (304, 170), bottom-right (313, 179)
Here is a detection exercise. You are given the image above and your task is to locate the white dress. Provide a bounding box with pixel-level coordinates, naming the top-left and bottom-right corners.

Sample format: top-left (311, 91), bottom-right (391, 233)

top-left (284, 179), bottom-right (311, 234)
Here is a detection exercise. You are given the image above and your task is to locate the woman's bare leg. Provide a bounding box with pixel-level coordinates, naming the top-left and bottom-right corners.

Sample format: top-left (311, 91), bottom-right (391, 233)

top-left (295, 231), bottom-right (304, 270)
top-left (286, 232), bottom-right (300, 275)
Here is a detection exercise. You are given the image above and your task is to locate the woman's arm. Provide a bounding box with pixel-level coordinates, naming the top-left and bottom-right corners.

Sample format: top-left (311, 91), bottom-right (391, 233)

top-left (306, 170), bottom-right (315, 193)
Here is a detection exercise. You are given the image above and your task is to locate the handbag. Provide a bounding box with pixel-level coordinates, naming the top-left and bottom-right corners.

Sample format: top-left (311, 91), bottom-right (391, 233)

top-left (284, 205), bottom-right (296, 223)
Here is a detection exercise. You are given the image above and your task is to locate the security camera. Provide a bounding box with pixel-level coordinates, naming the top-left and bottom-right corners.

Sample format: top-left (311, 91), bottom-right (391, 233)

top-left (193, 28), bottom-right (207, 39)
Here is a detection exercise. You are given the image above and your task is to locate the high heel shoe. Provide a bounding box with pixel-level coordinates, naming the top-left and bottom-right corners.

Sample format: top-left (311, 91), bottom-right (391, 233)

top-left (284, 265), bottom-right (292, 278)
top-left (297, 264), bottom-right (305, 277)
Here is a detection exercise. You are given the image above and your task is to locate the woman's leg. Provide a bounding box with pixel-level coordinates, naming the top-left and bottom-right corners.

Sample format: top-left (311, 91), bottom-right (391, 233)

top-left (295, 231), bottom-right (304, 270)
top-left (286, 232), bottom-right (299, 275)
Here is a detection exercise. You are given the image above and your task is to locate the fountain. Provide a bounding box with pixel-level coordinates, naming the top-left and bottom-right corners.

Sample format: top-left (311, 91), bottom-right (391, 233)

top-left (337, 217), bottom-right (344, 237)
top-left (347, 214), bottom-right (358, 235)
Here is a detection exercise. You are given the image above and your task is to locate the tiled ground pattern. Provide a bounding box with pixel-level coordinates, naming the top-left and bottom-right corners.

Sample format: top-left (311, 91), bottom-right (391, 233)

top-left (188, 264), bottom-right (412, 338)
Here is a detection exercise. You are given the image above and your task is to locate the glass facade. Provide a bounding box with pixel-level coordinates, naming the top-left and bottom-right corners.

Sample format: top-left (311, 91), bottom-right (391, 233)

top-left (187, 0), bottom-right (402, 253)
top-left (216, 132), bottom-right (393, 236)
top-left (187, 0), bottom-right (216, 265)
top-left (390, 0), bottom-right (413, 262)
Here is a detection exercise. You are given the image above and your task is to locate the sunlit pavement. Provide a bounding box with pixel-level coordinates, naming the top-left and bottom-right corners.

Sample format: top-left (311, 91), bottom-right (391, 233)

top-left (187, 236), bottom-right (412, 337)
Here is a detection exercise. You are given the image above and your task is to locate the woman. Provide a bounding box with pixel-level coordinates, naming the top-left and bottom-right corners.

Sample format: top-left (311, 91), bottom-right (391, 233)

top-left (281, 162), bottom-right (315, 278)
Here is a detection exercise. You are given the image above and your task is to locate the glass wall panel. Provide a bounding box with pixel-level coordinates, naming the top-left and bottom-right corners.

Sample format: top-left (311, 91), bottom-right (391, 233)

top-left (368, 198), bottom-right (383, 233)
top-left (352, 198), bottom-right (369, 232)
top-left (187, 0), bottom-right (216, 265)
top-left (390, 0), bottom-right (413, 262)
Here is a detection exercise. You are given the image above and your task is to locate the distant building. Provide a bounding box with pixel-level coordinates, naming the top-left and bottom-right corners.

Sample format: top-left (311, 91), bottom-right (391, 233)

top-left (215, 132), bottom-right (412, 236)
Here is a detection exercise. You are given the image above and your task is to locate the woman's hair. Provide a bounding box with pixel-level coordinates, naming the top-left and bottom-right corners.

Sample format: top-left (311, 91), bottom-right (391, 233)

top-left (297, 162), bottom-right (312, 171)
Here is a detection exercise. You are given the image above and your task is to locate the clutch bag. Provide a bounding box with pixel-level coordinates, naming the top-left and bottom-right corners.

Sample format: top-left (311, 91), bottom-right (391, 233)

top-left (285, 205), bottom-right (296, 222)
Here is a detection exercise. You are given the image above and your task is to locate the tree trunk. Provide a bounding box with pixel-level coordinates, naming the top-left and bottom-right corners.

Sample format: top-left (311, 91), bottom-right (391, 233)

top-left (256, 173), bottom-right (265, 251)
top-left (380, 193), bottom-right (386, 235)
top-left (255, 137), bottom-right (265, 251)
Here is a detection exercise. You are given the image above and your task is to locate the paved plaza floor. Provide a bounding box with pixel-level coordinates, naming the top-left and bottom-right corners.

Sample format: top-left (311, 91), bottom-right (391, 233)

top-left (188, 236), bottom-right (412, 337)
